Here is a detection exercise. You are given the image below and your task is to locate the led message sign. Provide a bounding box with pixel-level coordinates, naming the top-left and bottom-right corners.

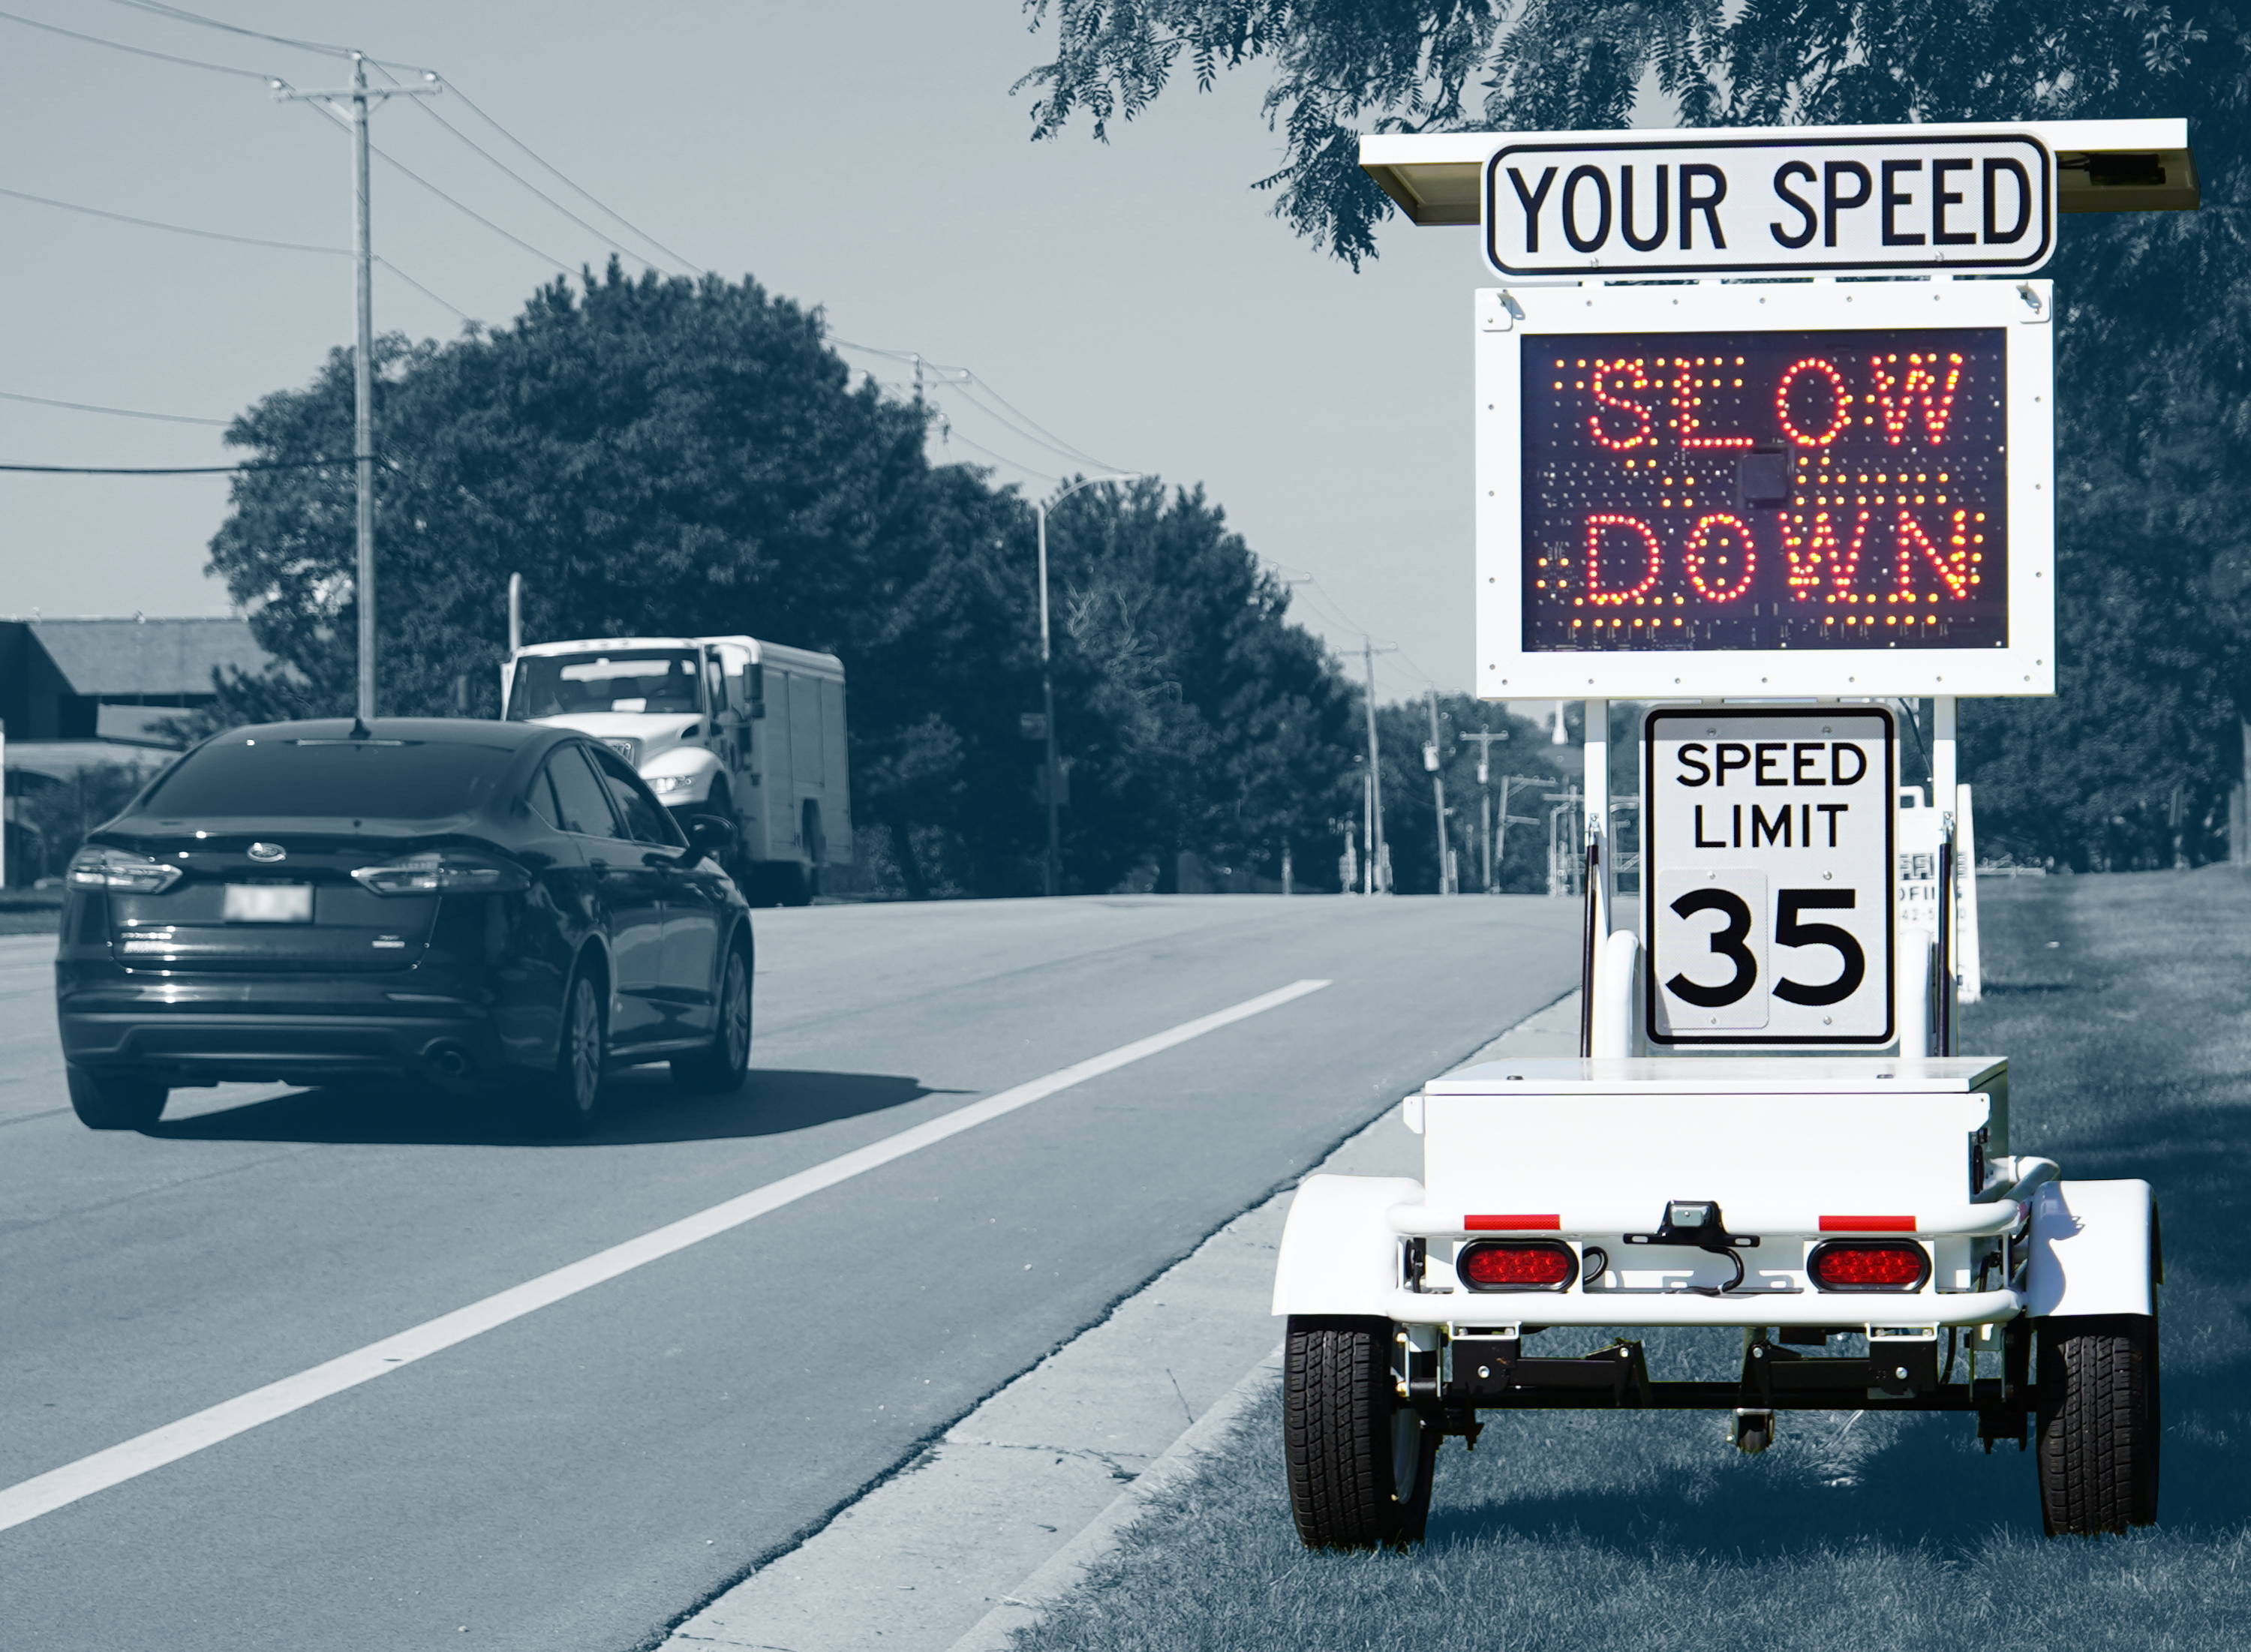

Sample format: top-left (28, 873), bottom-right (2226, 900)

top-left (1474, 281), bottom-right (2054, 699)
top-left (1522, 325), bottom-right (2007, 654)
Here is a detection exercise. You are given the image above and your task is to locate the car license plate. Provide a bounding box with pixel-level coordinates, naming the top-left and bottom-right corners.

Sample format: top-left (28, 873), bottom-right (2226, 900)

top-left (223, 884), bottom-right (313, 923)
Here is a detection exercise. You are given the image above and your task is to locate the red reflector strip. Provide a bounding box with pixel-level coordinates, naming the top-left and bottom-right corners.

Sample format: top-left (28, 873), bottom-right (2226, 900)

top-left (1820, 1215), bottom-right (1916, 1233)
top-left (1465, 1214), bottom-right (1561, 1231)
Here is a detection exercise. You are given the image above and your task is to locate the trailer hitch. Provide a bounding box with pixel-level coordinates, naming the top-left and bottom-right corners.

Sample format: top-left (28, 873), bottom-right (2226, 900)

top-left (1625, 1199), bottom-right (1762, 1296)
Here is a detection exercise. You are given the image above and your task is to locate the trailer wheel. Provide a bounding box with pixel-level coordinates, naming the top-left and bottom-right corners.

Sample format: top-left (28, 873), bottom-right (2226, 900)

top-left (2036, 1314), bottom-right (2159, 1536)
top-left (1283, 1316), bottom-right (1437, 1549)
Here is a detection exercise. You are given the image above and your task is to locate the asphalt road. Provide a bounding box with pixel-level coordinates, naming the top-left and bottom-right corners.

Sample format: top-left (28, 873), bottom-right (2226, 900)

top-left (2, 894), bottom-right (1577, 1650)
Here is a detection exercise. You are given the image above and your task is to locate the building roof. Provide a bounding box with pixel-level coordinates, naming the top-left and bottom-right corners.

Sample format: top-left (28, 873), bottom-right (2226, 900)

top-left (11, 617), bottom-right (269, 698)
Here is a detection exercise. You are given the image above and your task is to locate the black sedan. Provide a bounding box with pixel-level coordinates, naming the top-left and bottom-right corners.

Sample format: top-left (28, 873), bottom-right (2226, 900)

top-left (56, 717), bottom-right (754, 1135)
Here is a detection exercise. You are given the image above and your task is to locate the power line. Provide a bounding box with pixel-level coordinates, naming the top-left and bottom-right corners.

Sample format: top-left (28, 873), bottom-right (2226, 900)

top-left (937, 427), bottom-right (1059, 482)
top-left (0, 184), bottom-right (473, 318)
top-left (281, 88), bottom-right (576, 273)
top-left (831, 335), bottom-right (1123, 472)
top-left (102, 0), bottom-right (353, 57)
top-left (0, 455), bottom-right (350, 474)
top-left (395, 82), bottom-right (685, 275)
top-left (0, 180), bottom-right (341, 253)
top-left (0, 388), bottom-right (227, 426)
top-left (437, 81), bottom-right (699, 272)
top-left (0, 5), bottom-right (269, 78)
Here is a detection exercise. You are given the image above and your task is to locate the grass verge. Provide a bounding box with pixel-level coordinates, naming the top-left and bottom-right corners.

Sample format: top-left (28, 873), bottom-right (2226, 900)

top-left (1006, 873), bottom-right (2251, 1650)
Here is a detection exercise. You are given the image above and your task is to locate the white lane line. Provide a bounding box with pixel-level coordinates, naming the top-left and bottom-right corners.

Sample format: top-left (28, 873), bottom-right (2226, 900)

top-left (0, 977), bottom-right (1330, 1535)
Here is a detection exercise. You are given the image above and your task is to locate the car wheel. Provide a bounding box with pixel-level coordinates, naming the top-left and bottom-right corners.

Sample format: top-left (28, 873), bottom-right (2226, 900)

top-left (523, 969), bottom-right (606, 1136)
top-left (1283, 1315), bottom-right (1438, 1549)
top-left (672, 944), bottom-right (752, 1094)
top-left (66, 1065), bottom-right (168, 1132)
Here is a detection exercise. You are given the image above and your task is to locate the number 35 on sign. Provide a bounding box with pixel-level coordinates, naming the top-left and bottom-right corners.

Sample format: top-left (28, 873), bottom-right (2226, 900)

top-left (1642, 707), bottom-right (1895, 1046)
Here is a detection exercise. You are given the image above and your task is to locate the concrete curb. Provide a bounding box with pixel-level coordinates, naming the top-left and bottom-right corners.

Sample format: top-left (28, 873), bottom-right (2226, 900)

top-left (661, 989), bottom-right (1579, 1652)
top-left (941, 1346), bottom-right (1283, 1652)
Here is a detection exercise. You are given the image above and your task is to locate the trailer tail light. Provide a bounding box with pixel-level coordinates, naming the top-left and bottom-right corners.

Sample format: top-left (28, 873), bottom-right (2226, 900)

top-left (1808, 1240), bottom-right (1931, 1292)
top-left (1456, 1240), bottom-right (1576, 1292)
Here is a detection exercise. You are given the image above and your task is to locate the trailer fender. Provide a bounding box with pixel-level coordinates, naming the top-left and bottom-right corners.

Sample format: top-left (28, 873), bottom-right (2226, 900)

top-left (1271, 1174), bottom-right (1423, 1318)
top-left (2024, 1179), bottom-right (2156, 1318)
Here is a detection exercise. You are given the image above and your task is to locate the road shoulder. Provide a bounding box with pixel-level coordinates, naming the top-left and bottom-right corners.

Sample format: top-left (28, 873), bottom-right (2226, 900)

top-left (660, 991), bottom-right (1579, 1652)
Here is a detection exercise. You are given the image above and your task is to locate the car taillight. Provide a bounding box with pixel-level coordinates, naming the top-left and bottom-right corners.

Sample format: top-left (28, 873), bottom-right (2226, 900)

top-left (1456, 1240), bottom-right (1576, 1291)
top-left (67, 845), bottom-right (182, 894)
top-left (350, 852), bottom-right (530, 896)
top-left (1808, 1240), bottom-right (1931, 1292)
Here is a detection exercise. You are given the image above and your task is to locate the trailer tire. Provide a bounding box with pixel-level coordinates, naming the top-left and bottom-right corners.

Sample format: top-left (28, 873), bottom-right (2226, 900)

top-left (2036, 1314), bottom-right (2159, 1536)
top-left (1283, 1316), bottom-right (1437, 1550)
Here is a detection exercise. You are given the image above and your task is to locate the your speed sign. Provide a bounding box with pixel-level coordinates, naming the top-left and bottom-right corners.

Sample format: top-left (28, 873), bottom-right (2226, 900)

top-left (1643, 706), bottom-right (1895, 1047)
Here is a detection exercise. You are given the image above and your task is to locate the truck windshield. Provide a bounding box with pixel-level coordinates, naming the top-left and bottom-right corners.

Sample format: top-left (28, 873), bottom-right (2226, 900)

top-left (508, 650), bottom-right (702, 719)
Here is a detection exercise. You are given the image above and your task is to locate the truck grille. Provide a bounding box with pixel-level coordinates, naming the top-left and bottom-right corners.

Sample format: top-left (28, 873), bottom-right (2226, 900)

top-left (603, 737), bottom-right (641, 764)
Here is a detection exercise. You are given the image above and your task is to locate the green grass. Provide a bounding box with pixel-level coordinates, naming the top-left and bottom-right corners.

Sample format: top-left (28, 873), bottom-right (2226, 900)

top-left (1010, 872), bottom-right (2251, 1650)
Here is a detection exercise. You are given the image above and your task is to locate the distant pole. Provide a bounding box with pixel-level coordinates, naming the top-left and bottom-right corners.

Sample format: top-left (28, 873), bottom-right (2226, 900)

top-left (274, 58), bottom-right (438, 723)
top-left (1281, 841), bottom-right (1293, 896)
top-left (1459, 726), bottom-right (1510, 893)
top-left (1361, 641), bottom-right (1387, 894)
top-left (1032, 472), bottom-right (1141, 896)
top-left (1551, 701), bottom-right (1569, 745)
top-left (506, 572), bottom-right (523, 656)
top-left (1423, 687), bottom-right (1450, 894)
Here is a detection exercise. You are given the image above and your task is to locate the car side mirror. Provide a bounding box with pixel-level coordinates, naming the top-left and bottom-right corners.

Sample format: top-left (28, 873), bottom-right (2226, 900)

top-left (686, 815), bottom-right (735, 859)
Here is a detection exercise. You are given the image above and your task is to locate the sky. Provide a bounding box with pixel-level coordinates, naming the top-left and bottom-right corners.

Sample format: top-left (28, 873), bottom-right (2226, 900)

top-left (0, 1), bottom-right (1497, 707)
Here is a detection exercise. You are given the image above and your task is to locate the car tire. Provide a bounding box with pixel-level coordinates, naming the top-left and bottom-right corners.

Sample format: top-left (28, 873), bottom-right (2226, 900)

top-left (522, 967), bottom-right (606, 1137)
top-left (672, 943), bottom-right (752, 1094)
top-left (66, 1065), bottom-right (168, 1132)
top-left (1283, 1315), bottom-right (1438, 1549)
top-left (2036, 1313), bottom-right (2160, 1536)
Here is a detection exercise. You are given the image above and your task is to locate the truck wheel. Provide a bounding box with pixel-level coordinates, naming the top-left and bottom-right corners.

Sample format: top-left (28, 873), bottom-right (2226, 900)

top-left (2036, 1314), bottom-right (2160, 1535)
top-left (1284, 1316), bottom-right (1438, 1549)
top-left (67, 1065), bottom-right (168, 1131)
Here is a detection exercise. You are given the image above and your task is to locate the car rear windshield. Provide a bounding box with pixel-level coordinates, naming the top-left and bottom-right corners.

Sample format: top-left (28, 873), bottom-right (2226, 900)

top-left (138, 736), bottom-right (515, 821)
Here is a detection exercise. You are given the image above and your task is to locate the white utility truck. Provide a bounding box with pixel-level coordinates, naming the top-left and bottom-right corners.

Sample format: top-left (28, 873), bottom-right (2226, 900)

top-left (502, 634), bottom-right (851, 906)
top-left (1274, 118), bottom-right (2189, 1546)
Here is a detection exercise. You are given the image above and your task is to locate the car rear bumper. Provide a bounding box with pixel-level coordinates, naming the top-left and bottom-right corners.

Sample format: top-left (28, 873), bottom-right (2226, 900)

top-left (57, 969), bottom-right (528, 1089)
top-left (61, 1008), bottom-right (509, 1087)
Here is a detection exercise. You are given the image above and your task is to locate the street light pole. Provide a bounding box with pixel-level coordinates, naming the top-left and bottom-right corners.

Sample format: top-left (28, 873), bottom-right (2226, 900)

top-left (1033, 472), bottom-right (1141, 896)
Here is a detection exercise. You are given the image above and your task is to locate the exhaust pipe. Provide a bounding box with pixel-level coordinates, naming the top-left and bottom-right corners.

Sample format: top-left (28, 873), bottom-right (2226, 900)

top-left (425, 1042), bottom-right (476, 1080)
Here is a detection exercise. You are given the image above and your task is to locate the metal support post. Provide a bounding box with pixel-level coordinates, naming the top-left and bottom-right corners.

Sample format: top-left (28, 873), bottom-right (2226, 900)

top-left (1424, 687), bottom-right (1449, 894)
top-left (1361, 641), bottom-right (1387, 893)
top-left (507, 572), bottom-right (523, 656)
top-left (1582, 698), bottom-right (1610, 933)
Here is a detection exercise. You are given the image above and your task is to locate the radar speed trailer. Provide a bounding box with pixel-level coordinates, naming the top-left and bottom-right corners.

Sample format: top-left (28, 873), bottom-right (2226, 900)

top-left (1273, 118), bottom-right (2190, 1546)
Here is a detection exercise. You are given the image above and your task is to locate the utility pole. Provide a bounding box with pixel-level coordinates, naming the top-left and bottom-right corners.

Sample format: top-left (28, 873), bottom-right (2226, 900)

top-left (1459, 725), bottom-right (1510, 891)
top-left (1360, 641), bottom-right (1389, 894)
top-left (275, 56), bottom-right (439, 722)
top-left (1423, 687), bottom-right (1450, 894)
top-left (1032, 473), bottom-right (1141, 896)
top-left (506, 572), bottom-right (523, 656)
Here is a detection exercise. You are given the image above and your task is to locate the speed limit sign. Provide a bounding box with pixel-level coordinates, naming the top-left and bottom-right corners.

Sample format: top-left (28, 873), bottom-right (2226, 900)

top-left (1643, 707), bottom-right (1895, 1046)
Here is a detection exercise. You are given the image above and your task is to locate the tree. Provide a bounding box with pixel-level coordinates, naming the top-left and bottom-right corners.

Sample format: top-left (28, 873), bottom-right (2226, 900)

top-left (204, 262), bottom-right (1363, 897)
top-left (1041, 479), bottom-right (1363, 891)
top-left (1022, 2), bottom-right (2251, 867)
